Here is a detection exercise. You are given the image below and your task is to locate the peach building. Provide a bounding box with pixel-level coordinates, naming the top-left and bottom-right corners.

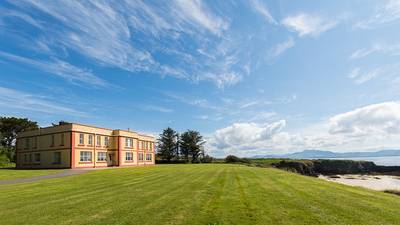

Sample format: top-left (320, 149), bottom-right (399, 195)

top-left (16, 123), bottom-right (155, 169)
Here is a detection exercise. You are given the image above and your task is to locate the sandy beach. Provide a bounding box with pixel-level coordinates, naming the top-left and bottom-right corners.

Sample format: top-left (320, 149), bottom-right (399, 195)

top-left (319, 174), bottom-right (400, 191)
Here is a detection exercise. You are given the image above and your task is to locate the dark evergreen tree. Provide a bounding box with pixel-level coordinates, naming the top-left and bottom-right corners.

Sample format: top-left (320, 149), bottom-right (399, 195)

top-left (157, 127), bottom-right (178, 162)
top-left (179, 130), bottom-right (205, 163)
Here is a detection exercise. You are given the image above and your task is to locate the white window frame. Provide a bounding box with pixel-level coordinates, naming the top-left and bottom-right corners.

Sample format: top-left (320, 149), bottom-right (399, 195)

top-left (125, 138), bottom-right (133, 148)
top-left (104, 136), bottom-right (109, 146)
top-left (97, 152), bottom-right (106, 161)
top-left (88, 135), bottom-right (93, 145)
top-left (96, 135), bottom-right (101, 146)
top-left (126, 152), bottom-right (133, 161)
top-left (146, 153), bottom-right (152, 161)
top-left (79, 133), bottom-right (84, 145)
top-left (139, 153), bottom-right (144, 161)
top-left (80, 151), bottom-right (92, 162)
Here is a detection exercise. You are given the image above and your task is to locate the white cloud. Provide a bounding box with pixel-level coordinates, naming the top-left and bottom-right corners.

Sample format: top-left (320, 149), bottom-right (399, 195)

top-left (0, 51), bottom-right (108, 87)
top-left (347, 64), bottom-right (400, 84)
top-left (282, 13), bottom-right (337, 37)
top-left (0, 86), bottom-right (85, 116)
top-left (142, 105), bottom-right (173, 113)
top-left (355, 0), bottom-right (400, 29)
top-left (329, 102), bottom-right (400, 136)
top-left (268, 37), bottom-right (295, 59)
top-left (347, 67), bottom-right (382, 84)
top-left (350, 43), bottom-right (400, 60)
top-left (249, 0), bottom-right (277, 25)
top-left (174, 0), bottom-right (229, 35)
top-left (4, 1), bottom-right (248, 88)
top-left (209, 120), bottom-right (286, 150)
top-left (207, 102), bottom-right (400, 157)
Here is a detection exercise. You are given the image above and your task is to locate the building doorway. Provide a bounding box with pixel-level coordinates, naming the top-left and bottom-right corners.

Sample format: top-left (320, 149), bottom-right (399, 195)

top-left (107, 152), bottom-right (115, 167)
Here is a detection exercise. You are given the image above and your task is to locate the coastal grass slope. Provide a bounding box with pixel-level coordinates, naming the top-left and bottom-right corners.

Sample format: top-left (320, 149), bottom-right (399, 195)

top-left (0, 164), bottom-right (399, 224)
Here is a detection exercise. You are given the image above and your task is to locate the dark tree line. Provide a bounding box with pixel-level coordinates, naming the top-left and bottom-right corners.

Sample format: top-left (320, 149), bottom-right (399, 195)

top-left (157, 127), bottom-right (212, 163)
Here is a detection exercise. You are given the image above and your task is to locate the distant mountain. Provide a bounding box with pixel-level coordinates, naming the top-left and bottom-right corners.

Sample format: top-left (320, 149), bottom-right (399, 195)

top-left (254, 150), bottom-right (400, 159)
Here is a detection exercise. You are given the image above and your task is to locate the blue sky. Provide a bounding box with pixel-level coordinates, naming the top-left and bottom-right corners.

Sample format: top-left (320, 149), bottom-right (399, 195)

top-left (1, 0), bottom-right (400, 157)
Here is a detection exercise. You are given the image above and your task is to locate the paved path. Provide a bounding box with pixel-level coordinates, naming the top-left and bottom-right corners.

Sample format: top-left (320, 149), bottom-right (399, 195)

top-left (0, 169), bottom-right (92, 185)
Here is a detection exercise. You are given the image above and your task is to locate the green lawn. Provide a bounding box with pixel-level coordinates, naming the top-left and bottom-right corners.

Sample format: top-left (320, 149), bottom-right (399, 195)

top-left (0, 168), bottom-right (63, 181)
top-left (0, 164), bottom-right (400, 225)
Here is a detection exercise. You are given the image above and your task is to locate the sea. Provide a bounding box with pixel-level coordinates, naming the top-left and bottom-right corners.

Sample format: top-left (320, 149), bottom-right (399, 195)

top-left (308, 156), bottom-right (400, 166)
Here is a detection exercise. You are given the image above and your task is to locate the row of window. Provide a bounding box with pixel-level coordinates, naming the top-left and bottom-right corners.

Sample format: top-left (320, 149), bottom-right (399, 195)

top-left (21, 133), bottom-right (153, 150)
top-left (22, 134), bottom-right (65, 149)
top-left (22, 152), bottom-right (61, 164)
top-left (78, 133), bottom-right (110, 146)
top-left (124, 138), bottom-right (154, 151)
top-left (140, 141), bottom-right (153, 151)
top-left (79, 151), bottom-right (152, 162)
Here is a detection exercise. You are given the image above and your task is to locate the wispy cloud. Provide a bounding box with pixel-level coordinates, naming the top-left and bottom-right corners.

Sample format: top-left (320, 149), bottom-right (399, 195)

top-left (249, 0), bottom-right (277, 25)
top-left (350, 43), bottom-right (400, 60)
top-left (0, 51), bottom-right (108, 87)
top-left (142, 105), bottom-right (173, 113)
top-left (173, 0), bottom-right (229, 35)
top-left (3, 0), bottom-right (250, 88)
top-left (348, 65), bottom-right (400, 84)
top-left (268, 37), bottom-right (295, 60)
top-left (355, 0), bottom-right (400, 29)
top-left (282, 13), bottom-right (337, 37)
top-left (0, 86), bottom-right (85, 116)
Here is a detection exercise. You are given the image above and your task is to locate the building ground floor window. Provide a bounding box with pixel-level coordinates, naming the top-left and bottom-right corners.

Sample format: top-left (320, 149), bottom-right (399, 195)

top-left (33, 153), bottom-right (41, 163)
top-left (126, 152), bottom-right (133, 161)
top-left (53, 152), bottom-right (61, 164)
top-left (80, 151), bottom-right (92, 162)
top-left (97, 152), bottom-right (106, 161)
top-left (146, 153), bottom-right (152, 161)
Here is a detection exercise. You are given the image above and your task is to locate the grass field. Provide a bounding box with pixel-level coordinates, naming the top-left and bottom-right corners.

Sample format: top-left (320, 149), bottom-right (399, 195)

top-left (0, 164), bottom-right (400, 225)
top-left (0, 168), bottom-right (63, 181)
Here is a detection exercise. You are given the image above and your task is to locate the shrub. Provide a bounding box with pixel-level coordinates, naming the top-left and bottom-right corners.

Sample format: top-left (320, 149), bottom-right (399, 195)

top-left (0, 153), bottom-right (11, 167)
top-left (200, 155), bottom-right (214, 163)
top-left (225, 155), bottom-right (251, 164)
top-left (384, 190), bottom-right (400, 196)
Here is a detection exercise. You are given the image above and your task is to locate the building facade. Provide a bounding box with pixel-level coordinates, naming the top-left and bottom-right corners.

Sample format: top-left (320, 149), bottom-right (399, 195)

top-left (16, 123), bottom-right (155, 169)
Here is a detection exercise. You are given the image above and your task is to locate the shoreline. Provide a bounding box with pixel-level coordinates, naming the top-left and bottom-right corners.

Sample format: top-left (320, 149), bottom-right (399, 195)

top-left (319, 174), bottom-right (400, 191)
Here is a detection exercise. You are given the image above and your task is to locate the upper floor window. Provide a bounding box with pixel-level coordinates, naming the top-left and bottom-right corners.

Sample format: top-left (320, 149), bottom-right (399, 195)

top-left (104, 137), bottom-right (109, 146)
top-left (80, 151), bottom-right (92, 162)
top-left (96, 136), bottom-right (101, 146)
top-left (139, 153), bottom-right (144, 161)
top-left (25, 138), bottom-right (30, 149)
top-left (88, 135), bottom-right (93, 145)
top-left (60, 133), bottom-right (65, 146)
top-left (33, 137), bottom-right (37, 149)
top-left (79, 133), bottom-right (84, 145)
top-left (125, 138), bottom-right (133, 148)
top-left (53, 152), bottom-right (61, 164)
top-left (126, 152), bottom-right (133, 161)
top-left (51, 135), bottom-right (55, 147)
